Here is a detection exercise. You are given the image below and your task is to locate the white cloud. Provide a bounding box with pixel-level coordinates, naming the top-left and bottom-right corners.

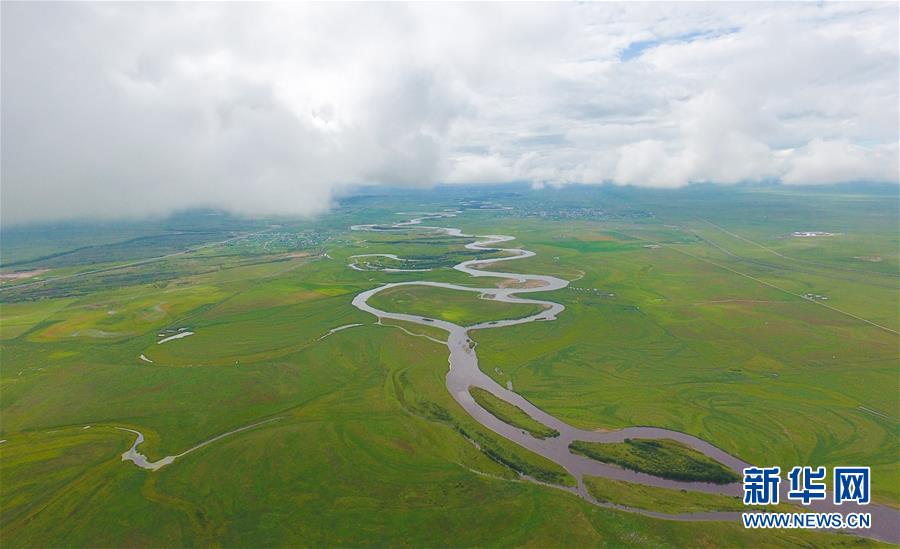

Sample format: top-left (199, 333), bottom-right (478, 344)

top-left (782, 139), bottom-right (899, 185)
top-left (445, 155), bottom-right (514, 184)
top-left (2, 2), bottom-right (897, 224)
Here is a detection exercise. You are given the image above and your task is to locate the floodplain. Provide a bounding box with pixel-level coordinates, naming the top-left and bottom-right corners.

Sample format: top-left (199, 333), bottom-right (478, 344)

top-left (1, 184), bottom-right (897, 546)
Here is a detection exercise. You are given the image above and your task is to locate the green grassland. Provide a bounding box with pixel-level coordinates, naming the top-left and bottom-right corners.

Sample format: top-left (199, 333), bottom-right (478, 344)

top-left (1, 184), bottom-right (897, 546)
top-left (367, 284), bottom-right (544, 326)
top-left (379, 318), bottom-right (449, 342)
top-left (570, 438), bottom-right (740, 484)
top-left (583, 476), bottom-right (795, 513)
top-left (469, 387), bottom-right (559, 439)
top-left (468, 186), bottom-right (899, 504)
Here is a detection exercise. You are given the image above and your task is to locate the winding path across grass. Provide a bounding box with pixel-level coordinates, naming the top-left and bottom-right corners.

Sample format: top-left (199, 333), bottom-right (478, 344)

top-left (351, 212), bottom-right (899, 542)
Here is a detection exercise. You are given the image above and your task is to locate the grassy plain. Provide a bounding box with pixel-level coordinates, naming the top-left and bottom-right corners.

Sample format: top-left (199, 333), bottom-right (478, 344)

top-left (469, 387), bottom-right (559, 439)
top-left (468, 186), bottom-right (898, 503)
top-left (583, 476), bottom-right (797, 513)
top-left (1, 185), bottom-right (896, 546)
top-left (368, 284), bottom-right (544, 326)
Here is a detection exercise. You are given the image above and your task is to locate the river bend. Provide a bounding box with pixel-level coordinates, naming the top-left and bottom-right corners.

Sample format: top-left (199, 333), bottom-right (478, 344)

top-left (350, 212), bottom-right (898, 542)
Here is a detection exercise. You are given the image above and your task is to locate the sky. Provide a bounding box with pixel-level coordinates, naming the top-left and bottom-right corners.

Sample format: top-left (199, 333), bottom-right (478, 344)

top-left (2, 2), bottom-right (898, 225)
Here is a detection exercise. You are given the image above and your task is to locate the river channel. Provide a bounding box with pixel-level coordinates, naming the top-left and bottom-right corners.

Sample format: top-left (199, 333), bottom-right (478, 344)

top-left (350, 212), bottom-right (899, 542)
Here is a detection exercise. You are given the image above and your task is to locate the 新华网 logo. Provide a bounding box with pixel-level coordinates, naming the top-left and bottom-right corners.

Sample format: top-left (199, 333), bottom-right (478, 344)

top-left (742, 466), bottom-right (870, 505)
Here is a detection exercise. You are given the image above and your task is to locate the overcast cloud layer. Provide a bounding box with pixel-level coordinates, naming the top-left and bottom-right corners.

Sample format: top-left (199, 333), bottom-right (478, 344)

top-left (2, 2), bottom-right (898, 224)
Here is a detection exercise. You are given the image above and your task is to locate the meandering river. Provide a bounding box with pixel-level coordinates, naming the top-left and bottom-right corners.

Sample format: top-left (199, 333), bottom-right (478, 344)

top-left (351, 212), bottom-right (899, 542)
top-left (109, 210), bottom-right (895, 542)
